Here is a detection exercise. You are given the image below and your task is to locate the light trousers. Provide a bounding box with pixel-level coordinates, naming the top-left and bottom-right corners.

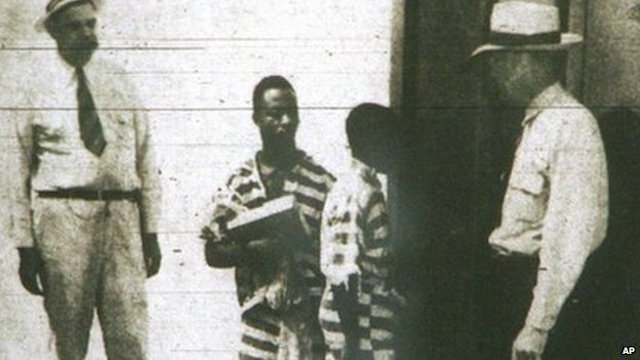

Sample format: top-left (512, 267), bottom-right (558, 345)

top-left (33, 197), bottom-right (148, 360)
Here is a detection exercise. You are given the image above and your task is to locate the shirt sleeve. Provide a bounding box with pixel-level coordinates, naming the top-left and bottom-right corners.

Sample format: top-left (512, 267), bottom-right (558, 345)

top-left (133, 94), bottom-right (162, 235)
top-left (319, 192), bottom-right (336, 277)
top-left (209, 180), bottom-right (245, 230)
top-left (525, 111), bottom-right (608, 331)
top-left (204, 176), bottom-right (252, 268)
top-left (13, 112), bottom-right (35, 247)
top-left (359, 187), bottom-right (391, 279)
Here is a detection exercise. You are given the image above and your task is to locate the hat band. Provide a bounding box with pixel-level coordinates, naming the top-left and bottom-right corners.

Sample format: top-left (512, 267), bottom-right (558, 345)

top-left (489, 31), bottom-right (561, 46)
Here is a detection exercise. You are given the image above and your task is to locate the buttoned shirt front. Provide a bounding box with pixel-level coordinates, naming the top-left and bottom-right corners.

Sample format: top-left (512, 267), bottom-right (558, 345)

top-left (320, 158), bottom-right (391, 286)
top-left (12, 52), bottom-right (161, 247)
top-left (489, 83), bottom-right (608, 331)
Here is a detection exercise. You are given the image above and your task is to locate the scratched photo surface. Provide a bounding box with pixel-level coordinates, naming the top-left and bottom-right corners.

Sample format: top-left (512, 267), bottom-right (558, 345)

top-left (0, 1), bottom-right (398, 358)
top-left (1, 0), bottom-right (639, 359)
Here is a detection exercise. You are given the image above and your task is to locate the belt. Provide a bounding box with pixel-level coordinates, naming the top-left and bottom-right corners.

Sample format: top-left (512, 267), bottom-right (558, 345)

top-left (37, 189), bottom-right (141, 201)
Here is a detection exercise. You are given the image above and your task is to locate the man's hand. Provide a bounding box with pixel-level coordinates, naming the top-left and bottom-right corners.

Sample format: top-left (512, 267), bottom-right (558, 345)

top-left (332, 274), bottom-right (360, 357)
top-left (245, 237), bottom-right (281, 254)
top-left (200, 224), bottom-right (222, 242)
top-left (142, 233), bottom-right (161, 278)
top-left (511, 325), bottom-right (549, 360)
top-left (17, 247), bottom-right (44, 296)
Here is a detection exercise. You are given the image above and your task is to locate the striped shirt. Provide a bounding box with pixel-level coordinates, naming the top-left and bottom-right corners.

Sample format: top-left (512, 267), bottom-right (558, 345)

top-left (208, 150), bottom-right (334, 359)
top-left (319, 159), bottom-right (403, 360)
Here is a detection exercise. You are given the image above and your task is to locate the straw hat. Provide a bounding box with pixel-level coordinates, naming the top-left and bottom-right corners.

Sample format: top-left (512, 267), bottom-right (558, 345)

top-left (34, 0), bottom-right (100, 32)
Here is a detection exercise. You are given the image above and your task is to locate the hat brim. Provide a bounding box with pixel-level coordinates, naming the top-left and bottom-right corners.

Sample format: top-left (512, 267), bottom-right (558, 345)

top-left (470, 33), bottom-right (583, 58)
top-left (34, 0), bottom-right (100, 32)
top-left (34, 15), bottom-right (51, 32)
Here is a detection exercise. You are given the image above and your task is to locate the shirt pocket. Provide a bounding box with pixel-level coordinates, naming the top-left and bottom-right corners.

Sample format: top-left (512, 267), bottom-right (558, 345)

top-left (105, 112), bottom-right (137, 170)
top-left (506, 156), bottom-right (549, 222)
top-left (110, 112), bottom-right (135, 146)
top-left (509, 168), bottom-right (546, 195)
top-left (509, 146), bottom-right (549, 196)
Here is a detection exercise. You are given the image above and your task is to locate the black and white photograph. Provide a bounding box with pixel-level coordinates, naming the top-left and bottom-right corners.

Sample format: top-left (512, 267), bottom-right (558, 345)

top-left (0, 0), bottom-right (638, 359)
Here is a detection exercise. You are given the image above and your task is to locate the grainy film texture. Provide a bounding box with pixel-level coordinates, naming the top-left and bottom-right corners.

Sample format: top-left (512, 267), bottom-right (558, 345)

top-left (0, 1), bottom-right (398, 358)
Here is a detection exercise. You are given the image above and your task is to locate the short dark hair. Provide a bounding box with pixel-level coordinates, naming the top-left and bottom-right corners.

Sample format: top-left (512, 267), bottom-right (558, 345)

top-left (346, 103), bottom-right (397, 154)
top-left (252, 75), bottom-right (296, 113)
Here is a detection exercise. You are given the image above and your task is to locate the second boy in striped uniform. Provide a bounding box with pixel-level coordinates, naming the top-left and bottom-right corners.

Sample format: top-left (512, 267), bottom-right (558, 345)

top-left (201, 76), bottom-right (335, 359)
top-left (319, 104), bottom-right (405, 360)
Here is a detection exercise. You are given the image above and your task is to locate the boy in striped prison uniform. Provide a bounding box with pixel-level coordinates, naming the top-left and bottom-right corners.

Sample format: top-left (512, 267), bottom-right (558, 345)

top-left (319, 104), bottom-right (405, 360)
top-left (201, 75), bottom-right (335, 359)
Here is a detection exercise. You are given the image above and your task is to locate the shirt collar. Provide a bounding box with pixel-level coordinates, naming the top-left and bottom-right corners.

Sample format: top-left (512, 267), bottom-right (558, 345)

top-left (351, 158), bottom-right (369, 175)
top-left (350, 158), bottom-right (379, 186)
top-left (254, 149), bottom-right (305, 175)
top-left (52, 52), bottom-right (76, 86)
top-left (522, 82), bottom-right (564, 126)
top-left (53, 51), bottom-right (96, 87)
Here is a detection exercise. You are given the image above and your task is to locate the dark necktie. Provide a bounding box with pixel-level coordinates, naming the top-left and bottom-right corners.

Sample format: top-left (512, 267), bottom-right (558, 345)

top-left (76, 67), bottom-right (106, 156)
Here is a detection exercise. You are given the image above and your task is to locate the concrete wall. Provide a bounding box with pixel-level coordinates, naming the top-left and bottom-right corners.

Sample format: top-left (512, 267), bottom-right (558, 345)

top-left (583, 0), bottom-right (640, 110)
top-left (0, 1), bottom-right (395, 358)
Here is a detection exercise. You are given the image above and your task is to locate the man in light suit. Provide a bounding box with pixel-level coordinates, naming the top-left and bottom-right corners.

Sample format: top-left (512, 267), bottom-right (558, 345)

top-left (12, 0), bottom-right (162, 358)
top-left (472, 1), bottom-right (608, 359)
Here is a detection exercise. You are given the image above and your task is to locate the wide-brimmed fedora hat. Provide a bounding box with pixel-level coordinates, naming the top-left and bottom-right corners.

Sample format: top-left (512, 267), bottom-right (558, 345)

top-left (471, 1), bottom-right (582, 58)
top-left (34, 0), bottom-right (100, 32)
